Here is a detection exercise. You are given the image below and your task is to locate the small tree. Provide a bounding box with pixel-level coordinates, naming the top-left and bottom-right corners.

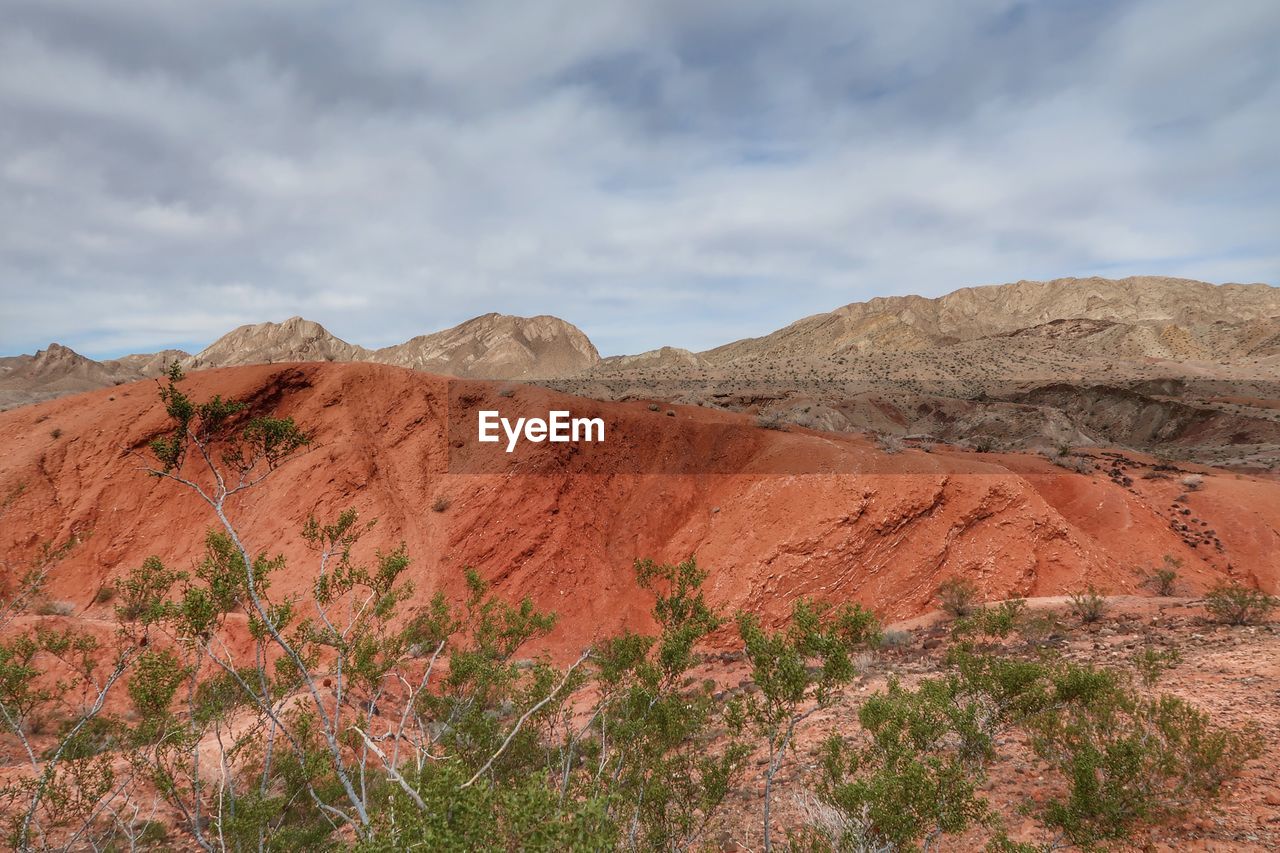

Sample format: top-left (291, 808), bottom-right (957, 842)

top-left (737, 600), bottom-right (880, 851)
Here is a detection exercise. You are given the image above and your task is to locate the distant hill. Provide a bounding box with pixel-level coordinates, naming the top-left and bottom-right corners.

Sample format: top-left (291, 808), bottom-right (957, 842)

top-left (700, 276), bottom-right (1280, 364)
top-left (0, 343), bottom-right (191, 410)
top-left (372, 313), bottom-right (600, 379)
top-left (5, 276), bottom-right (1279, 457)
top-left (187, 317), bottom-right (369, 368)
top-left (2, 313), bottom-right (601, 409)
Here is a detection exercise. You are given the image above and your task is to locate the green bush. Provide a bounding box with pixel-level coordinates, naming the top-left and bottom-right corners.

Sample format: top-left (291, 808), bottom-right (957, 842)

top-left (815, 677), bottom-right (994, 850)
top-left (738, 598), bottom-right (880, 850)
top-left (1139, 556), bottom-right (1183, 597)
top-left (1026, 673), bottom-right (1261, 848)
top-left (1131, 646), bottom-right (1182, 689)
top-left (1203, 582), bottom-right (1278, 625)
top-left (953, 599), bottom-right (1027, 640)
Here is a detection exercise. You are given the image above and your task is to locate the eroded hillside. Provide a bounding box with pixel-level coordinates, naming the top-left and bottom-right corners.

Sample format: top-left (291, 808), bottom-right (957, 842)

top-left (2, 362), bottom-right (1276, 654)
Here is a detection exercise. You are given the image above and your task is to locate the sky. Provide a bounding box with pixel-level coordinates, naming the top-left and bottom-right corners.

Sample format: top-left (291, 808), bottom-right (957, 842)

top-left (1, 0), bottom-right (1278, 359)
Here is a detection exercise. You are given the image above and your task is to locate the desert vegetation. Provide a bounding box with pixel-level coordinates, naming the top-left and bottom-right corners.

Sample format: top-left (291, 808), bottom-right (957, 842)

top-left (1203, 583), bottom-right (1278, 626)
top-left (0, 366), bottom-right (1271, 851)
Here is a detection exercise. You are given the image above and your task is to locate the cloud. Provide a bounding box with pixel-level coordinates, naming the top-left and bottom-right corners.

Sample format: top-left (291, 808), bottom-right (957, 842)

top-left (1, 0), bottom-right (1277, 357)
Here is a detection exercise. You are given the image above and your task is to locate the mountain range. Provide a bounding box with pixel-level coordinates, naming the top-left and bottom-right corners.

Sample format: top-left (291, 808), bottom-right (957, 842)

top-left (5, 275), bottom-right (1279, 466)
top-left (1, 312), bottom-right (599, 410)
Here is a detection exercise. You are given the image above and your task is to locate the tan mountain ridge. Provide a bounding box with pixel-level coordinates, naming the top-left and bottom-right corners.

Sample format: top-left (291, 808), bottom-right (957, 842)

top-left (187, 316), bottom-right (369, 368)
top-left (2, 312), bottom-right (602, 410)
top-left (371, 312), bottom-right (600, 379)
top-left (701, 276), bottom-right (1280, 365)
top-left (0, 343), bottom-right (192, 410)
top-left (102, 349), bottom-right (193, 376)
top-left (549, 276), bottom-right (1280, 467)
top-left (594, 346), bottom-right (711, 373)
top-left (187, 313), bottom-right (600, 379)
top-left (5, 276), bottom-right (1279, 466)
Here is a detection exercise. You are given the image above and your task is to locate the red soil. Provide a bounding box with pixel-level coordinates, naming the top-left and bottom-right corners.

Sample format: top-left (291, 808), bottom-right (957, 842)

top-left (1, 362), bottom-right (1277, 655)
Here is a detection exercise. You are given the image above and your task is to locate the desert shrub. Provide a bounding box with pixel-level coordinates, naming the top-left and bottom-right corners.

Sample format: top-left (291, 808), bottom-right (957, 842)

top-left (1131, 646), bottom-right (1182, 689)
top-left (954, 599), bottom-right (1026, 640)
top-left (432, 495), bottom-right (452, 512)
top-left (92, 585), bottom-right (114, 605)
top-left (737, 598), bottom-right (880, 850)
top-left (126, 648), bottom-right (188, 726)
top-left (1139, 556), bottom-right (1181, 596)
top-left (43, 715), bottom-right (126, 761)
top-left (1143, 570), bottom-right (1179, 596)
top-left (877, 628), bottom-right (913, 649)
top-left (814, 678), bottom-right (995, 851)
top-left (647, 402), bottom-right (660, 412)
top-left (946, 648), bottom-right (1257, 850)
top-left (1025, 667), bottom-right (1261, 848)
top-left (877, 434), bottom-right (904, 453)
top-left (113, 555), bottom-right (183, 623)
top-left (1202, 582), bottom-right (1278, 625)
top-left (132, 820), bottom-right (167, 845)
top-left (585, 557), bottom-right (751, 851)
top-left (788, 789), bottom-right (880, 853)
top-left (1016, 610), bottom-right (1064, 647)
top-left (937, 576), bottom-right (980, 618)
top-left (1067, 586), bottom-right (1108, 624)
top-left (365, 759), bottom-right (616, 851)
top-left (755, 411), bottom-right (789, 431)
top-left (1045, 449), bottom-right (1093, 474)
top-left (874, 433), bottom-right (903, 454)
top-left (33, 600), bottom-right (74, 617)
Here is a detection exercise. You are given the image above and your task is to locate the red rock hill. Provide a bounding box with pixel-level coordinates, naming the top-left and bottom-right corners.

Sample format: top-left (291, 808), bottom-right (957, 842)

top-left (1, 362), bottom-right (1276, 652)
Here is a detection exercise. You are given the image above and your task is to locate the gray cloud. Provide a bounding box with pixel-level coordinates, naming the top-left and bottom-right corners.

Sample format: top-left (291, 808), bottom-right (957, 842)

top-left (1, 0), bottom-right (1277, 357)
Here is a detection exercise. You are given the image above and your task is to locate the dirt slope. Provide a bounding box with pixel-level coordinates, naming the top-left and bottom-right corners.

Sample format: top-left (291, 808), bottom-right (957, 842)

top-left (1, 363), bottom-right (1276, 653)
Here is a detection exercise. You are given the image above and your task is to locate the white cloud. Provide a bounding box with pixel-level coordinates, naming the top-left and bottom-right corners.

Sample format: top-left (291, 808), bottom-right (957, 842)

top-left (0, 0), bottom-right (1276, 358)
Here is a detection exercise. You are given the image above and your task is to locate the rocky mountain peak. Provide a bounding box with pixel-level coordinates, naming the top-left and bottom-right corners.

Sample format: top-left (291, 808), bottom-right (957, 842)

top-left (374, 313), bottom-right (600, 379)
top-left (187, 318), bottom-right (369, 368)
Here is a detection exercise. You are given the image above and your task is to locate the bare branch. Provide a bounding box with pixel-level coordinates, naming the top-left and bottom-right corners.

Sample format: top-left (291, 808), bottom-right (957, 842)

top-left (462, 650), bottom-right (591, 789)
